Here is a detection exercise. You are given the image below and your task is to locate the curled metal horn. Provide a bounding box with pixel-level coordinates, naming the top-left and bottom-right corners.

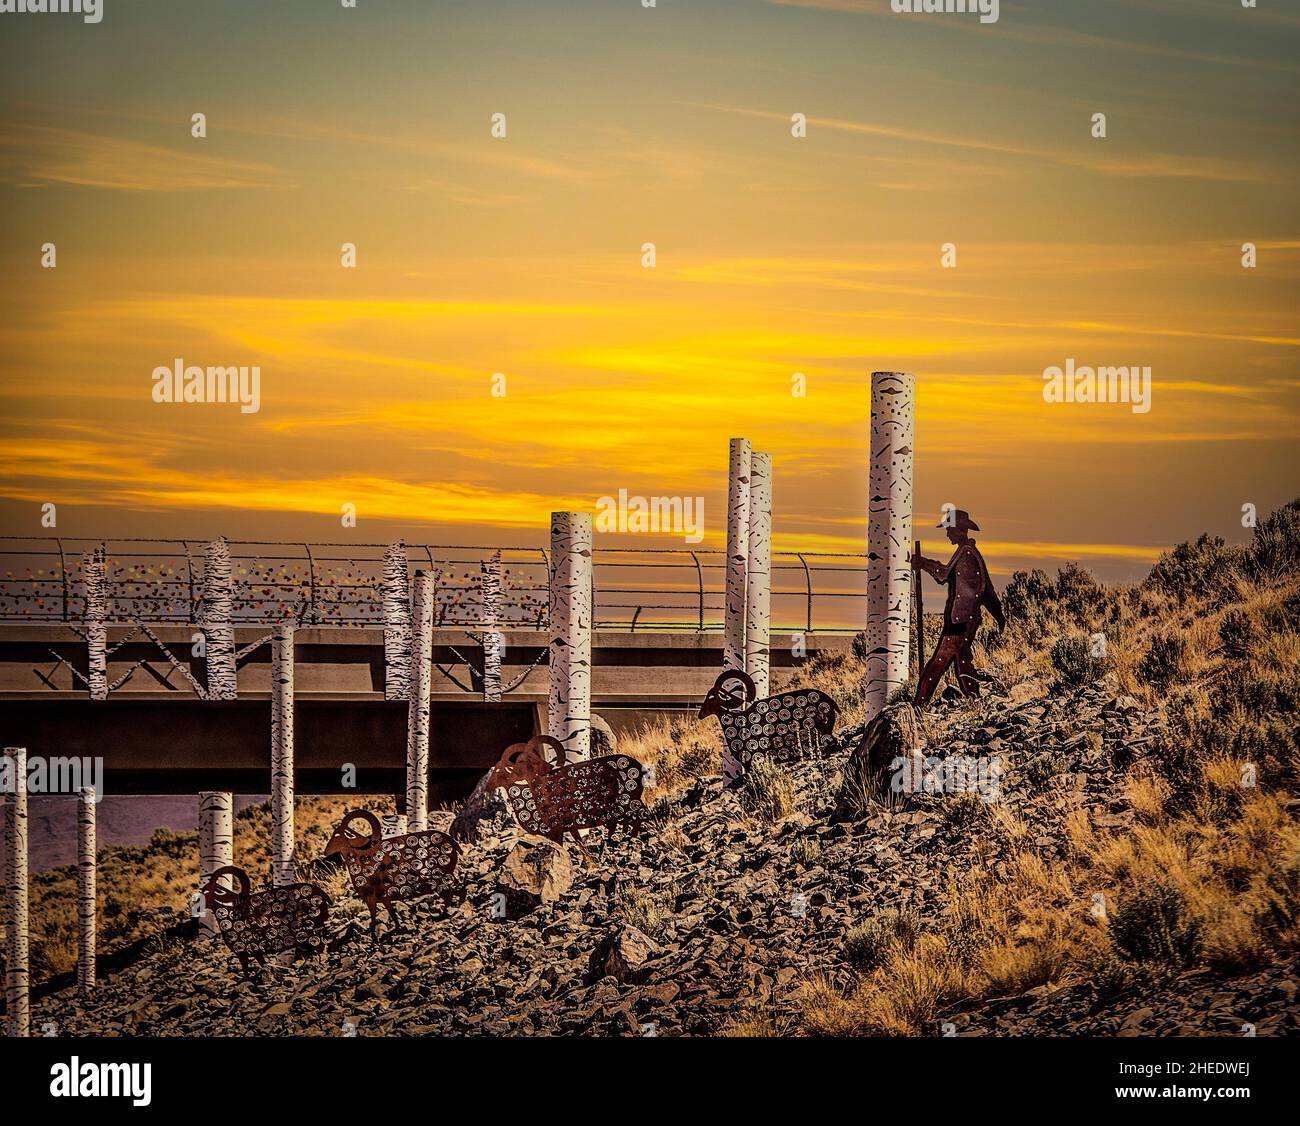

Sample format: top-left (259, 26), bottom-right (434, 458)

top-left (714, 670), bottom-right (757, 712)
top-left (529, 735), bottom-right (567, 769)
top-left (342, 809), bottom-right (381, 841)
top-left (204, 865), bottom-right (250, 905)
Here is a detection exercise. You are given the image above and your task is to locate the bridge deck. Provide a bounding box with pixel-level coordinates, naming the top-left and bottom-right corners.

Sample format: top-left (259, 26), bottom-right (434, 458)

top-left (0, 628), bottom-right (853, 799)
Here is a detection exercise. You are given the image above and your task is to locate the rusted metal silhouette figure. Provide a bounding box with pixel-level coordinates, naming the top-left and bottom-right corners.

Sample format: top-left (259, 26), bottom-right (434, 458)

top-left (201, 865), bottom-right (334, 973)
top-left (699, 669), bottom-right (839, 777)
top-left (912, 511), bottom-right (1005, 707)
top-left (492, 735), bottom-right (648, 848)
top-left (323, 810), bottom-right (463, 937)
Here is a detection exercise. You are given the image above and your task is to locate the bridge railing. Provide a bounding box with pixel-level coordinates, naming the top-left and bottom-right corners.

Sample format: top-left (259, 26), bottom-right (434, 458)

top-left (0, 538), bottom-right (869, 633)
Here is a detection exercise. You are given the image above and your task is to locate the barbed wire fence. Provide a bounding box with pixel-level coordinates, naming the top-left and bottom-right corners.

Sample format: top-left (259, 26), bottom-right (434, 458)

top-left (0, 538), bottom-right (869, 634)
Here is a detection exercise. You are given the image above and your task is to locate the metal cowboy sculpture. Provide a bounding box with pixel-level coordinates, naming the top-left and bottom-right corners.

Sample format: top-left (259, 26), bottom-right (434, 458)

top-left (912, 509), bottom-right (1005, 707)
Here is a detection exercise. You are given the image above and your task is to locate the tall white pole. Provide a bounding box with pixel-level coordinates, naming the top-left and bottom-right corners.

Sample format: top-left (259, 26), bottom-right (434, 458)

top-left (724, 439), bottom-right (752, 673)
top-left (406, 570), bottom-right (434, 832)
top-left (197, 791), bottom-right (233, 933)
top-left (548, 512), bottom-right (593, 761)
top-left (382, 541), bottom-right (411, 701)
top-left (481, 551), bottom-right (503, 704)
top-left (201, 538), bottom-right (237, 700)
top-left (3, 747), bottom-right (29, 1036)
top-left (745, 451), bottom-right (773, 700)
top-left (83, 546), bottom-right (108, 701)
top-left (271, 623), bottom-right (295, 887)
top-left (77, 786), bottom-right (96, 995)
top-left (865, 371), bottom-right (915, 721)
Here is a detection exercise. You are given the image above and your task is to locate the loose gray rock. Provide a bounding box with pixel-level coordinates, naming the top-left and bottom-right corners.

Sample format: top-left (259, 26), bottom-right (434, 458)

top-left (589, 926), bottom-right (660, 984)
top-left (495, 835), bottom-right (574, 915)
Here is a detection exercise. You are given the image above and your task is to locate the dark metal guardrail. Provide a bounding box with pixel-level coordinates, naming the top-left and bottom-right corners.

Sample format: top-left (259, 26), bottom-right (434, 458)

top-left (0, 538), bottom-right (869, 634)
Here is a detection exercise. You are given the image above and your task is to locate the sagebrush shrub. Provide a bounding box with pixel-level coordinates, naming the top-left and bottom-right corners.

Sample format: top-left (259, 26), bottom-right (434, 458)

top-left (1144, 533), bottom-right (1240, 602)
top-left (843, 907), bottom-right (920, 971)
top-left (1025, 750), bottom-right (1069, 788)
top-left (1243, 499), bottom-right (1300, 582)
top-left (1217, 608), bottom-right (1253, 658)
top-left (1050, 634), bottom-right (1107, 686)
top-left (942, 790), bottom-right (984, 831)
top-left (1139, 631), bottom-right (1188, 689)
top-left (1110, 881), bottom-right (1203, 968)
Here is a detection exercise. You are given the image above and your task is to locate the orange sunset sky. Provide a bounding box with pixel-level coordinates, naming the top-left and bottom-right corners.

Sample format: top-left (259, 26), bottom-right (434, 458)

top-left (1, 0), bottom-right (1297, 583)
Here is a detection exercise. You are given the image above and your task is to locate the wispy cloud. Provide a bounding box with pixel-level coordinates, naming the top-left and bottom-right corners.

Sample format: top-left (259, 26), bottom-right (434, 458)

top-left (694, 103), bottom-right (1285, 185)
top-left (765, 0), bottom-right (1294, 70)
top-left (0, 124), bottom-right (286, 192)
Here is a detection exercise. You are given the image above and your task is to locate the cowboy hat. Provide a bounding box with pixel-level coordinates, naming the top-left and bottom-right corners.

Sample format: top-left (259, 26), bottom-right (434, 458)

top-left (938, 509), bottom-right (980, 531)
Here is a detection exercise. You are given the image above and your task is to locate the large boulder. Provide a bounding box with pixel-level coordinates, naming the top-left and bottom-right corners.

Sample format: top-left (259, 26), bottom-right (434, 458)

top-left (588, 926), bottom-right (660, 984)
top-left (832, 702), bottom-right (923, 821)
top-left (590, 713), bottom-right (618, 758)
top-left (495, 835), bottom-right (574, 916)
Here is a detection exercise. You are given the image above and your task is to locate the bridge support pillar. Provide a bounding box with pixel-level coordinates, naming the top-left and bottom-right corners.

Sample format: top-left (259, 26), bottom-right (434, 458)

top-left (271, 623), bottom-right (295, 886)
top-left (3, 746), bottom-right (29, 1036)
top-left (406, 571), bottom-right (434, 832)
top-left (201, 538), bottom-right (237, 700)
top-left (77, 785), bottom-right (96, 994)
top-left (745, 451), bottom-right (773, 699)
top-left (481, 551), bottom-right (503, 703)
top-left (725, 438), bottom-right (752, 674)
top-left (865, 370), bottom-right (915, 721)
top-left (197, 791), bottom-right (233, 932)
top-left (548, 512), bottom-right (592, 761)
top-left (83, 546), bottom-right (108, 701)
top-left (382, 541), bottom-right (411, 701)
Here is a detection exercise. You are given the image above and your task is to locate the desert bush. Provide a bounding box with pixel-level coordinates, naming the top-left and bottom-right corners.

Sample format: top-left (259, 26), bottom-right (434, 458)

top-left (1025, 750), bottom-right (1069, 788)
top-left (1088, 949), bottom-right (1163, 997)
top-left (1242, 499), bottom-right (1300, 582)
top-left (1139, 631), bottom-right (1189, 690)
top-left (942, 790), bottom-right (985, 832)
top-left (1110, 880), bottom-right (1203, 968)
top-left (740, 757), bottom-right (795, 823)
top-left (843, 907), bottom-right (920, 971)
top-left (1002, 564), bottom-right (1107, 628)
top-left (624, 715), bottom-right (722, 795)
top-left (792, 837), bottom-right (821, 866)
top-left (617, 888), bottom-right (671, 938)
top-left (1145, 533), bottom-right (1240, 602)
top-left (1256, 849), bottom-right (1300, 948)
top-left (1218, 608), bottom-right (1253, 658)
top-left (887, 676), bottom-right (918, 705)
top-left (1225, 716), bottom-right (1299, 789)
top-left (850, 631), bottom-right (869, 661)
top-left (1050, 634), bottom-right (1107, 686)
top-left (1001, 568), bottom-right (1054, 622)
top-left (1263, 591), bottom-right (1300, 633)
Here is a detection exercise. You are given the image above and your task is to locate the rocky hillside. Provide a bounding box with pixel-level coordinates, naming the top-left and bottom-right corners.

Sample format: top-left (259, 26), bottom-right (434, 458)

top-left (21, 502), bottom-right (1300, 1037)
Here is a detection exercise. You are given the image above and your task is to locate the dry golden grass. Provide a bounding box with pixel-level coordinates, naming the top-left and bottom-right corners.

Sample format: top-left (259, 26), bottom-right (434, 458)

top-left (800, 936), bottom-right (970, 1036)
top-left (617, 886), bottom-right (674, 939)
top-left (1124, 771), bottom-right (1170, 825)
top-left (740, 757), bottom-right (797, 824)
top-left (1064, 806), bottom-right (1095, 857)
top-left (619, 712), bottom-right (722, 799)
top-left (799, 584), bottom-right (1300, 1033)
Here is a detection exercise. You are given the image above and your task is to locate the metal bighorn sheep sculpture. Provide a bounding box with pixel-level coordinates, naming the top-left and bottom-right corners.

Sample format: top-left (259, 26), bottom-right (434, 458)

top-left (491, 735), bottom-right (648, 848)
top-left (323, 809), bottom-right (463, 936)
top-left (699, 669), bottom-right (839, 776)
top-left (201, 865), bottom-right (335, 972)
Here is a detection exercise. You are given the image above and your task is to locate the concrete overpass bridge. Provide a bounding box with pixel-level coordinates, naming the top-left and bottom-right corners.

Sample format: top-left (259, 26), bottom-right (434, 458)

top-left (0, 537), bottom-right (863, 803)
